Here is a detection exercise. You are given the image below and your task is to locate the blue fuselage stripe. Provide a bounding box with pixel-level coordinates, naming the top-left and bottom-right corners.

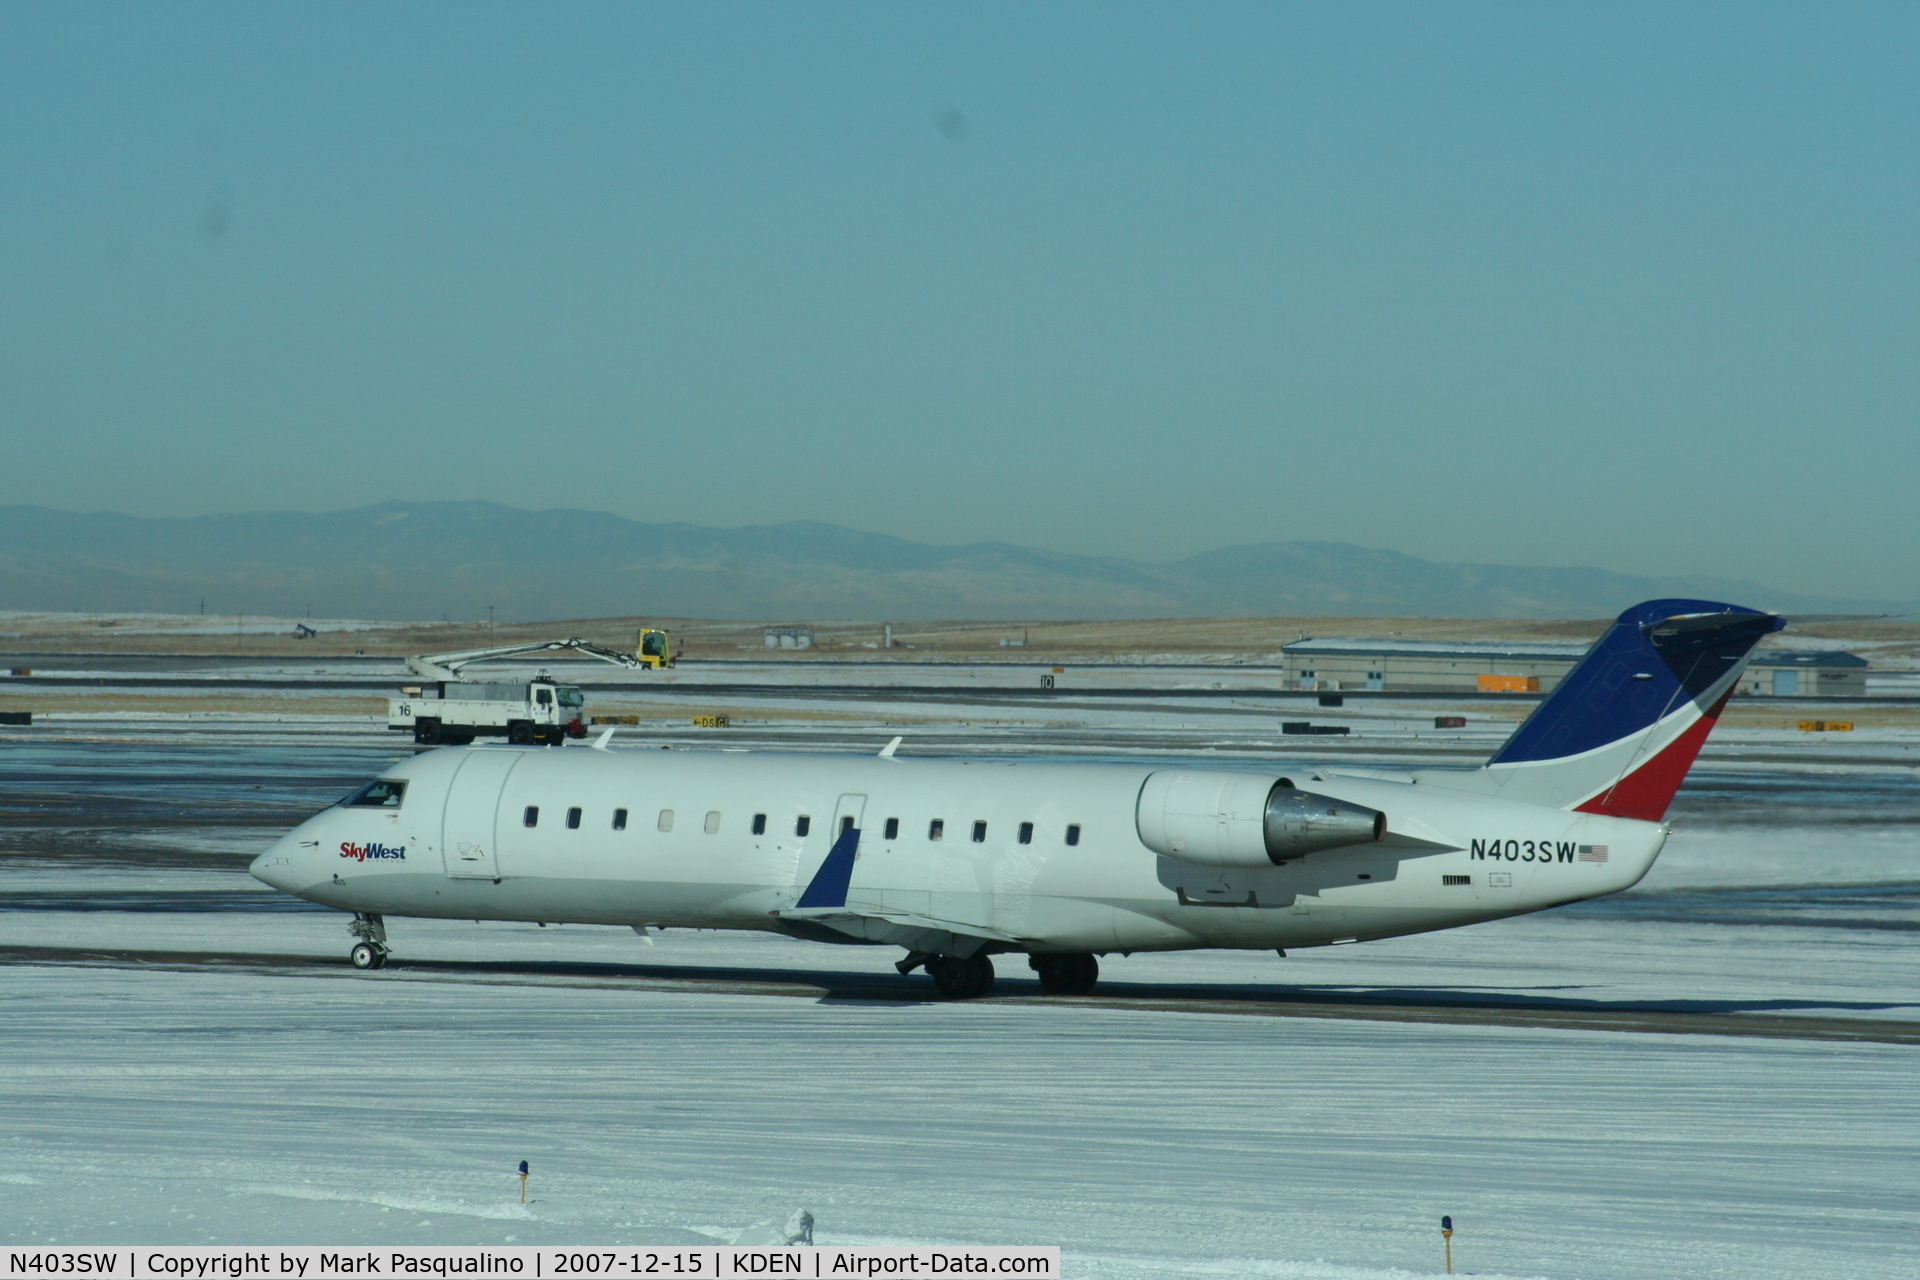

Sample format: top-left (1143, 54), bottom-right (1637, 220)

top-left (795, 827), bottom-right (861, 908)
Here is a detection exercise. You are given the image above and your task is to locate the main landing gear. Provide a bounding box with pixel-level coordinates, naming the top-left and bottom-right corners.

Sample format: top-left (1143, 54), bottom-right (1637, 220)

top-left (898, 951), bottom-right (997, 999)
top-left (898, 950), bottom-right (1102, 999)
top-left (349, 913), bottom-right (389, 970)
top-left (928, 954), bottom-right (995, 999)
top-left (1029, 953), bottom-right (1099, 995)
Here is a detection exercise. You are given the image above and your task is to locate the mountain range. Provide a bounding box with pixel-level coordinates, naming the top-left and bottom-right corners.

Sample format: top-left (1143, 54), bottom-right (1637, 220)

top-left (0, 502), bottom-right (1902, 622)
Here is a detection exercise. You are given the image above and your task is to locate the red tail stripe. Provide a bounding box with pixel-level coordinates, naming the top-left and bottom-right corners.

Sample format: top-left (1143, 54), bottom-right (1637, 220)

top-left (1574, 690), bottom-right (1733, 822)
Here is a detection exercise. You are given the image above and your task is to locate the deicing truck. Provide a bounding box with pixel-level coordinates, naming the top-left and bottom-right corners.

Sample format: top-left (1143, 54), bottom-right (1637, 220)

top-left (387, 638), bottom-right (650, 745)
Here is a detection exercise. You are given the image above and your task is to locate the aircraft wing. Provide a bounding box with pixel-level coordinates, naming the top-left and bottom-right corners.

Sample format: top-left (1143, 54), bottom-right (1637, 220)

top-left (776, 825), bottom-right (1023, 954)
top-left (772, 905), bottom-right (1024, 952)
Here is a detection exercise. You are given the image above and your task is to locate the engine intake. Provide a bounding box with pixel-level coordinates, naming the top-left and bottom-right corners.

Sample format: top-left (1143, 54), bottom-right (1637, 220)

top-left (1136, 770), bottom-right (1386, 868)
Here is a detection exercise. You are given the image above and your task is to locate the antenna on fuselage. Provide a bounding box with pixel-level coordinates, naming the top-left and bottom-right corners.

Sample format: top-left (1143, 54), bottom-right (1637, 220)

top-left (878, 736), bottom-right (903, 759)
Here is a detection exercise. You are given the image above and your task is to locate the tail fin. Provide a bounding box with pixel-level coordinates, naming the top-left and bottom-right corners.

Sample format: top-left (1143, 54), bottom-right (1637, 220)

top-left (1450, 600), bottom-right (1783, 820)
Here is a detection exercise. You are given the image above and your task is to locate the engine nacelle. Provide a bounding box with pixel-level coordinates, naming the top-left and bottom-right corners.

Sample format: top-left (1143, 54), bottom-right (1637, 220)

top-left (1136, 770), bottom-right (1386, 868)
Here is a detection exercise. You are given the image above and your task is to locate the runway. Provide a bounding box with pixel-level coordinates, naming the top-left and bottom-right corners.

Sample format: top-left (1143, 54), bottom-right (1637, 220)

top-left (5, 940), bottom-right (1916, 1044)
top-left (9, 651), bottom-right (1920, 707)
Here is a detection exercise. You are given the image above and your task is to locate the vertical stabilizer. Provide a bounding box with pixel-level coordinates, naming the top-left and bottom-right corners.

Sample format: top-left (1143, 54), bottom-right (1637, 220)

top-left (1421, 600), bottom-right (1783, 820)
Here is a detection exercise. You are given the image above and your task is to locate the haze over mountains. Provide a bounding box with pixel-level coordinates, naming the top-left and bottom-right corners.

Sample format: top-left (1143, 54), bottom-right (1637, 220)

top-left (0, 502), bottom-right (1903, 622)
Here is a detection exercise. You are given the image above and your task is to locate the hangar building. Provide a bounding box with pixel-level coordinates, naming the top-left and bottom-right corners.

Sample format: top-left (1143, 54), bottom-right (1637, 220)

top-left (1280, 638), bottom-right (1868, 697)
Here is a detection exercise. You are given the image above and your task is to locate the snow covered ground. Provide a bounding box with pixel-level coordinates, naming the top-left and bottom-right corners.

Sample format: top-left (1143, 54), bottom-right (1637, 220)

top-left (2, 733), bottom-right (1918, 1276)
top-left (3, 955), bottom-right (1915, 1278)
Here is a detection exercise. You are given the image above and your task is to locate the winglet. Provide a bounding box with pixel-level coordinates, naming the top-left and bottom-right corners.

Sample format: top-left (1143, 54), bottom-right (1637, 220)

top-left (795, 827), bottom-right (860, 909)
top-left (878, 736), bottom-right (903, 759)
top-left (592, 727), bottom-right (617, 751)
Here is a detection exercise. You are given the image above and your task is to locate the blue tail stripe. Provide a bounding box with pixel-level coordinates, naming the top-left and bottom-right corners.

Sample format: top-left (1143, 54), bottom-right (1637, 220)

top-left (795, 827), bottom-right (861, 908)
top-left (1489, 599), bottom-right (1781, 766)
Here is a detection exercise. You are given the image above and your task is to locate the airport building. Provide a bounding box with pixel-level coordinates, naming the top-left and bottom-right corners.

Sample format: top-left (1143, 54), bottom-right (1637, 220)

top-left (1736, 649), bottom-right (1870, 697)
top-left (763, 625), bottom-right (816, 649)
top-left (1279, 638), bottom-right (1869, 697)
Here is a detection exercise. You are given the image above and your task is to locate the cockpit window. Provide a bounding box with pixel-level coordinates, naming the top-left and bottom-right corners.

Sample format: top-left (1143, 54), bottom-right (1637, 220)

top-left (556, 686), bottom-right (584, 708)
top-left (343, 779), bottom-right (407, 808)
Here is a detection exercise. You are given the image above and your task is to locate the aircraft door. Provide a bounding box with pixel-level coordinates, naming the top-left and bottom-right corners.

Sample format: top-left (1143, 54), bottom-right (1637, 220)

top-left (440, 751), bottom-right (521, 879)
top-left (831, 794), bottom-right (867, 840)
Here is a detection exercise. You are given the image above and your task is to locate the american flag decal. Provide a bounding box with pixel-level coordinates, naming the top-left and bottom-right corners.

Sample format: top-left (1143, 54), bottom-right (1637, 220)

top-left (1577, 844), bottom-right (1610, 863)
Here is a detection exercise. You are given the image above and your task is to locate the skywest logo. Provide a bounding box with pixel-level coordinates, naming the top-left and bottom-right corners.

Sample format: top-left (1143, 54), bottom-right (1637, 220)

top-left (340, 841), bottom-right (406, 861)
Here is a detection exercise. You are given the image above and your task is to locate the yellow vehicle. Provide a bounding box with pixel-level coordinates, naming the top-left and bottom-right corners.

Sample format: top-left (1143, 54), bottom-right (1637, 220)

top-left (636, 626), bottom-right (676, 669)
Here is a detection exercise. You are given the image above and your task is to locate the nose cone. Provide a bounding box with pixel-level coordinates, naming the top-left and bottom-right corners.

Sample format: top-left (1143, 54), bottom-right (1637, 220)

top-left (251, 832), bottom-right (303, 893)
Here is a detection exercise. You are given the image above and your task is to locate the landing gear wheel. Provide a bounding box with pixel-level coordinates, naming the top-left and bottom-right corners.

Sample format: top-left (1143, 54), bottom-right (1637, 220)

top-left (348, 912), bottom-right (388, 970)
top-left (929, 954), bottom-right (995, 999)
top-left (1030, 953), bottom-right (1099, 995)
top-left (929, 958), bottom-right (964, 998)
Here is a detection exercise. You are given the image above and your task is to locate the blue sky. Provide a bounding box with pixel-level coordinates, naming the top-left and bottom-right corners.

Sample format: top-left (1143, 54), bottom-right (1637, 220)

top-left (2, 2), bottom-right (1915, 599)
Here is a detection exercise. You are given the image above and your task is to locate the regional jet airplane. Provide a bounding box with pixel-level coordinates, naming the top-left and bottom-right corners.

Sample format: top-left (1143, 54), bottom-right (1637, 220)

top-left (251, 600), bottom-right (1781, 997)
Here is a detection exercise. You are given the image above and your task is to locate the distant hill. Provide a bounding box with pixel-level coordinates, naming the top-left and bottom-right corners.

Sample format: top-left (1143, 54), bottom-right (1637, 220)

top-left (0, 502), bottom-right (1902, 622)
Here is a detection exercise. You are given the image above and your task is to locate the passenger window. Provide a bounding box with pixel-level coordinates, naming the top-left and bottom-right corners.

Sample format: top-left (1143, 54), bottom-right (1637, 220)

top-left (344, 779), bottom-right (407, 808)
top-left (566, 807), bottom-right (582, 830)
top-left (972, 821), bottom-right (987, 843)
top-left (535, 688), bottom-right (552, 707)
top-left (1019, 821), bottom-right (1033, 844)
top-left (752, 813), bottom-right (767, 835)
top-left (523, 806), bottom-right (539, 828)
top-left (795, 815), bottom-right (811, 837)
top-left (705, 811), bottom-right (721, 834)
top-left (657, 809), bottom-right (674, 832)
top-left (928, 819), bottom-right (944, 841)
top-left (612, 809), bottom-right (628, 831)
top-left (884, 817), bottom-right (899, 840)
top-left (1065, 824), bottom-right (1081, 846)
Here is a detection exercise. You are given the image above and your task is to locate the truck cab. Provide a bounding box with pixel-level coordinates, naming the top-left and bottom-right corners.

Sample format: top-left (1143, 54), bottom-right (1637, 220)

top-left (528, 681), bottom-right (588, 742)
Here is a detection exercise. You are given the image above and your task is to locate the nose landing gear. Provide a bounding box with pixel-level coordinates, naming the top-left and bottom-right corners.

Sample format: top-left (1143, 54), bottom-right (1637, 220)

top-left (348, 913), bottom-right (389, 970)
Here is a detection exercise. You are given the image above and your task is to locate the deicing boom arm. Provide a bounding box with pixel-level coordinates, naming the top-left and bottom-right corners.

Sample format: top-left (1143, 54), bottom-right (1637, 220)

top-left (404, 639), bottom-right (644, 682)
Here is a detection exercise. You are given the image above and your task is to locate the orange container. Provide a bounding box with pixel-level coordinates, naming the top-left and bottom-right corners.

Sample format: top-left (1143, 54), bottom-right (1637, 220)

top-left (1477, 674), bottom-right (1540, 693)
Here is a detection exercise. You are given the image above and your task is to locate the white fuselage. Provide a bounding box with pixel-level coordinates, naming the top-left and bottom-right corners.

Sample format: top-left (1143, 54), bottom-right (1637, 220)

top-left (252, 745), bottom-right (1667, 955)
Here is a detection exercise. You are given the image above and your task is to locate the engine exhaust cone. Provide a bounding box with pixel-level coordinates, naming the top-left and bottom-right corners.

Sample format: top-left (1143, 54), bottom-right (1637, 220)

top-left (1263, 787), bottom-right (1387, 863)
